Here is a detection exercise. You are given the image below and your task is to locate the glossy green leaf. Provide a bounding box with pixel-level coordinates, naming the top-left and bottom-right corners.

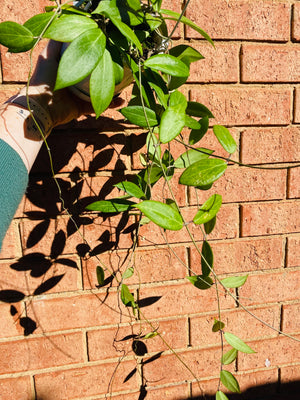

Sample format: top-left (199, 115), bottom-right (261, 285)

top-left (0, 21), bottom-right (34, 52)
top-left (221, 275), bottom-right (248, 289)
top-left (201, 241), bottom-right (213, 276)
top-left (120, 106), bottom-right (159, 127)
top-left (193, 194), bottom-right (223, 225)
top-left (221, 348), bottom-right (238, 365)
top-left (213, 125), bottom-right (237, 154)
top-left (160, 9), bottom-right (214, 46)
top-left (216, 391), bottom-right (229, 400)
top-left (187, 275), bottom-right (214, 290)
top-left (145, 13), bottom-right (163, 30)
top-left (224, 332), bottom-right (256, 354)
top-left (110, 16), bottom-right (143, 53)
top-left (174, 148), bottom-right (212, 169)
top-left (24, 12), bottom-right (56, 37)
top-left (220, 370), bottom-right (241, 393)
top-left (143, 331), bottom-right (159, 339)
top-left (115, 181), bottom-right (146, 199)
top-left (144, 54), bottom-right (190, 77)
top-left (169, 44), bottom-right (204, 64)
top-left (90, 48), bottom-right (115, 117)
top-left (96, 266), bottom-right (105, 286)
top-left (160, 91), bottom-right (187, 143)
top-left (186, 102), bottom-right (214, 119)
top-left (146, 131), bottom-right (161, 161)
top-left (86, 199), bottom-right (136, 213)
top-left (185, 116), bottom-right (201, 130)
top-left (179, 159), bottom-right (227, 187)
top-left (204, 216), bottom-right (216, 234)
top-left (212, 319), bottom-right (225, 332)
top-left (55, 28), bottom-right (106, 90)
top-left (189, 116), bottom-right (210, 145)
top-left (151, 0), bottom-right (163, 12)
top-left (44, 14), bottom-right (98, 41)
top-left (136, 200), bottom-right (183, 231)
top-left (121, 284), bottom-right (136, 307)
top-left (122, 267), bottom-right (134, 280)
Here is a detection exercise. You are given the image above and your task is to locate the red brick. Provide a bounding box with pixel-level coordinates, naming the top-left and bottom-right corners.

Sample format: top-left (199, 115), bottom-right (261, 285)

top-left (0, 332), bottom-right (83, 374)
top-left (282, 303), bottom-right (300, 334)
top-left (288, 167), bottom-right (300, 199)
top-left (190, 237), bottom-right (284, 276)
top-left (237, 335), bottom-right (300, 371)
top-left (286, 236), bottom-right (300, 268)
top-left (0, 376), bottom-right (32, 400)
top-left (190, 306), bottom-right (281, 349)
top-left (189, 167), bottom-right (286, 205)
top-left (188, 42), bottom-right (239, 83)
top-left (87, 318), bottom-right (187, 361)
top-left (190, 87), bottom-right (291, 126)
top-left (34, 360), bottom-right (138, 400)
top-left (141, 384), bottom-right (188, 400)
top-left (293, 3), bottom-right (300, 41)
top-left (241, 201), bottom-right (300, 237)
top-left (241, 126), bottom-right (300, 164)
top-left (27, 292), bottom-right (131, 333)
top-left (241, 44), bottom-right (300, 82)
top-left (138, 282), bottom-right (235, 320)
top-left (294, 87), bottom-right (300, 123)
top-left (238, 270), bottom-right (300, 307)
top-left (0, 302), bottom-right (25, 338)
top-left (0, 84), bottom-right (22, 104)
top-left (185, 0), bottom-right (290, 41)
top-left (160, 0), bottom-right (181, 38)
top-left (280, 364), bottom-right (300, 385)
top-left (139, 204), bottom-right (239, 246)
top-left (83, 245), bottom-right (187, 289)
top-left (0, 221), bottom-right (21, 259)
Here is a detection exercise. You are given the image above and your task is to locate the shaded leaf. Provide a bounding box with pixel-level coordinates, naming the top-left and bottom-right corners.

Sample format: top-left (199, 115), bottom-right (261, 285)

top-left (193, 194), bottom-right (223, 225)
top-left (221, 275), bottom-right (248, 289)
top-left (136, 200), bottom-right (183, 231)
top-left (212, 319), bottom-right (225, 332)
top-left (201, 241), bottom-right (213, 276)
top-left (189, 116), bottom-right (210, 144)
top-left (179, 159), bottom-right (227, 187)
top-left (96, 266), bottom-right (105, 286)
top-left (224, 332), bottom-right (256, 354)
top-left (213, 125), bottom-right (237, 154)
top-left (187, 275), bottom-right (214, 290)
top-left (220, 370), bottom-right (241, 393)
top-left (186, 101), bottom-right (214, 118)
top-left (204, 216), bottom-right (216, 234)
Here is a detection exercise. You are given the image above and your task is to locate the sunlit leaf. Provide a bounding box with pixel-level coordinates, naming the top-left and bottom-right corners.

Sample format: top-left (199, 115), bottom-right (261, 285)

top-left (96, 266), bottom-right (105, 286)
top-left (44, 14), bottom-right (97, 41)
top-left (122, 267), bottom-right (134, 279)
top-left (201, 240), bottom-right (213, 276)
top-left (144, 54), bottom-right (190, 77)
top-left (189, 116), bottom-right (209, 144)
top-left (186, 102), bottom-right (214, 118)
top-left (221, 275), bottom-right (248, 289)
top-left (121, 284), bottom-right (136, 307)
top-left (86, 199), bottom-right (136, 213)
top-left (115, 181), bottom-right (146, 199)
top-left (120, 105), bottom-right (158, 127)
top-left (213, 125), bottom-right (237, 154)
top-left (216, 391), bottom-right (230, 400)
top-left (193, 194), bottom-right (223, 225)
top-left (136, 200), bottom-right (183, 231)
top-left (174, 148), bottom-right (212, 169)
top-left (224, 332), bottom-right (256, 354)
top-left (220, 370), bottom-right (241, 393)
top-left (187, 275), bottom-right (214, 290)
top-left (160, 90), bottom-right (187, 143)
top-left (169, 44), bottom-right (204, 64)
top-left (204, 216), bottom-right (216, 234)
top-left (0, 21), bottom-right (34, 52)
top-left (179, 159), bottom-right (227, 187)
top-left (221, 348), bottom-right (238, 365)
top-left (24, 12), bottom-right (56, 37)
top-left (143, 331), bottom-right (159, 339)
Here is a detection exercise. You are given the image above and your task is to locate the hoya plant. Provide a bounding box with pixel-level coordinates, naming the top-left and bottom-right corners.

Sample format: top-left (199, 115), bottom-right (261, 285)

top-left (0, 1), bottom-right (257, 398)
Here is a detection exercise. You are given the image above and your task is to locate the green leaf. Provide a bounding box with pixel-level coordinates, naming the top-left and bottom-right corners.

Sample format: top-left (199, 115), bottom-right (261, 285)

top-left (44, 14), bottom-right (98, 41)
top-left (201, 241), bottom-right (213, 276)
top-left (224, 332), bottom-right (256, 354)
top-left (144, 54), bottom-right (190, 77)
top-left (193, 194), bottom-right (223, 225)
top-left (24, 12), bottom-right (56, 38)
top-left (222, 348), bottom-right (238, 365)
top-left (136, 200), bottom-right (183, 231)
top-left (213, 125), bottom-right (237, 154)
top-left (220, 370), bottom-right (241, 393)
top-left (221, 275), bottom-right (248, 289)
top-left (120, 106), bottom-right (158, 127)
top-left (169, 44), bottom-right (204, 64)
top-left (186, 102), bottom-right (214, 119)
top-left (212, 319), bottom-right (225, 332)
top-left (110, 16), bottom-right (143, 54)
top-left (96, 266), bottom-right (105, 286)
top-left (55, 28), bottom-right (106, 90)
top-left (90, 48), bottom-right (115, 117)
top-left (145, 13), bottom-right (163, 30)
top-left (160, 9), bottom-right (214, 46)
top-left (0, 21), bottom-right (34, 52)
top-left (146, 131), bottom-right (161, 161)
top-left (174, 148), bottom-right (212, 169)
top-left (115, 181), bottom-right (146, 199)
top-left (162, 150), bottom-right (175, 180)
top-left (179, 159), bottom-right (227, 187)
top-left (121, 284), bottom-right (136, 307)
top-left (159, 90), bottom-right (187, 143)
top-left (216, 391), bottom-right (230, 400)
top-left (143, 331), bottom-right (159, 339)
top-left (185, 116), bottom-right (201, 130)
top-left (122, 267), bottom-right (134, 280)
top-left (86, 199), bottom-right (136, 213)
top-left (189, 116), bottom-right (210, 145)
top-left (187, 275), bottom-right (214, 290)
top-left (204, 216), bottom-right (216, 234)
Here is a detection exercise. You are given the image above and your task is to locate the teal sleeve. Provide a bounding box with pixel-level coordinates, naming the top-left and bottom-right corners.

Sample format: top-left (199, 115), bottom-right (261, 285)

top-left (0, 139), bottom-right (28, 252)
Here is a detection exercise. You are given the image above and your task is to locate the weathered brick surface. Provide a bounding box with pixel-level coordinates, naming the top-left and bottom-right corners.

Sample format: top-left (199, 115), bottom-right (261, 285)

top-left (281, 303), bottom-right (300, 333)
top-left (286, 236), bottom-right (300, 268)
top-left (241, 201), bottom-right (300, 237)
top-left (288, 167), bottom-right (300, 199)
top-left (186, 0), bottom-right (290, 41)
top-left (293, 3), bottom-right (300, 41)
top-left (241, 44), bottom-right (300, 82)
top-left (0, 376), bottom-right (32, 400)
top-left (190, 86), bottom-right (291, 126)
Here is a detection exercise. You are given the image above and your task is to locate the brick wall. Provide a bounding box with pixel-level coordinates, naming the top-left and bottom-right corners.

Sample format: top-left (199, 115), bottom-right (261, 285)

top-left (0, 1), bottom-right (299, 399)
